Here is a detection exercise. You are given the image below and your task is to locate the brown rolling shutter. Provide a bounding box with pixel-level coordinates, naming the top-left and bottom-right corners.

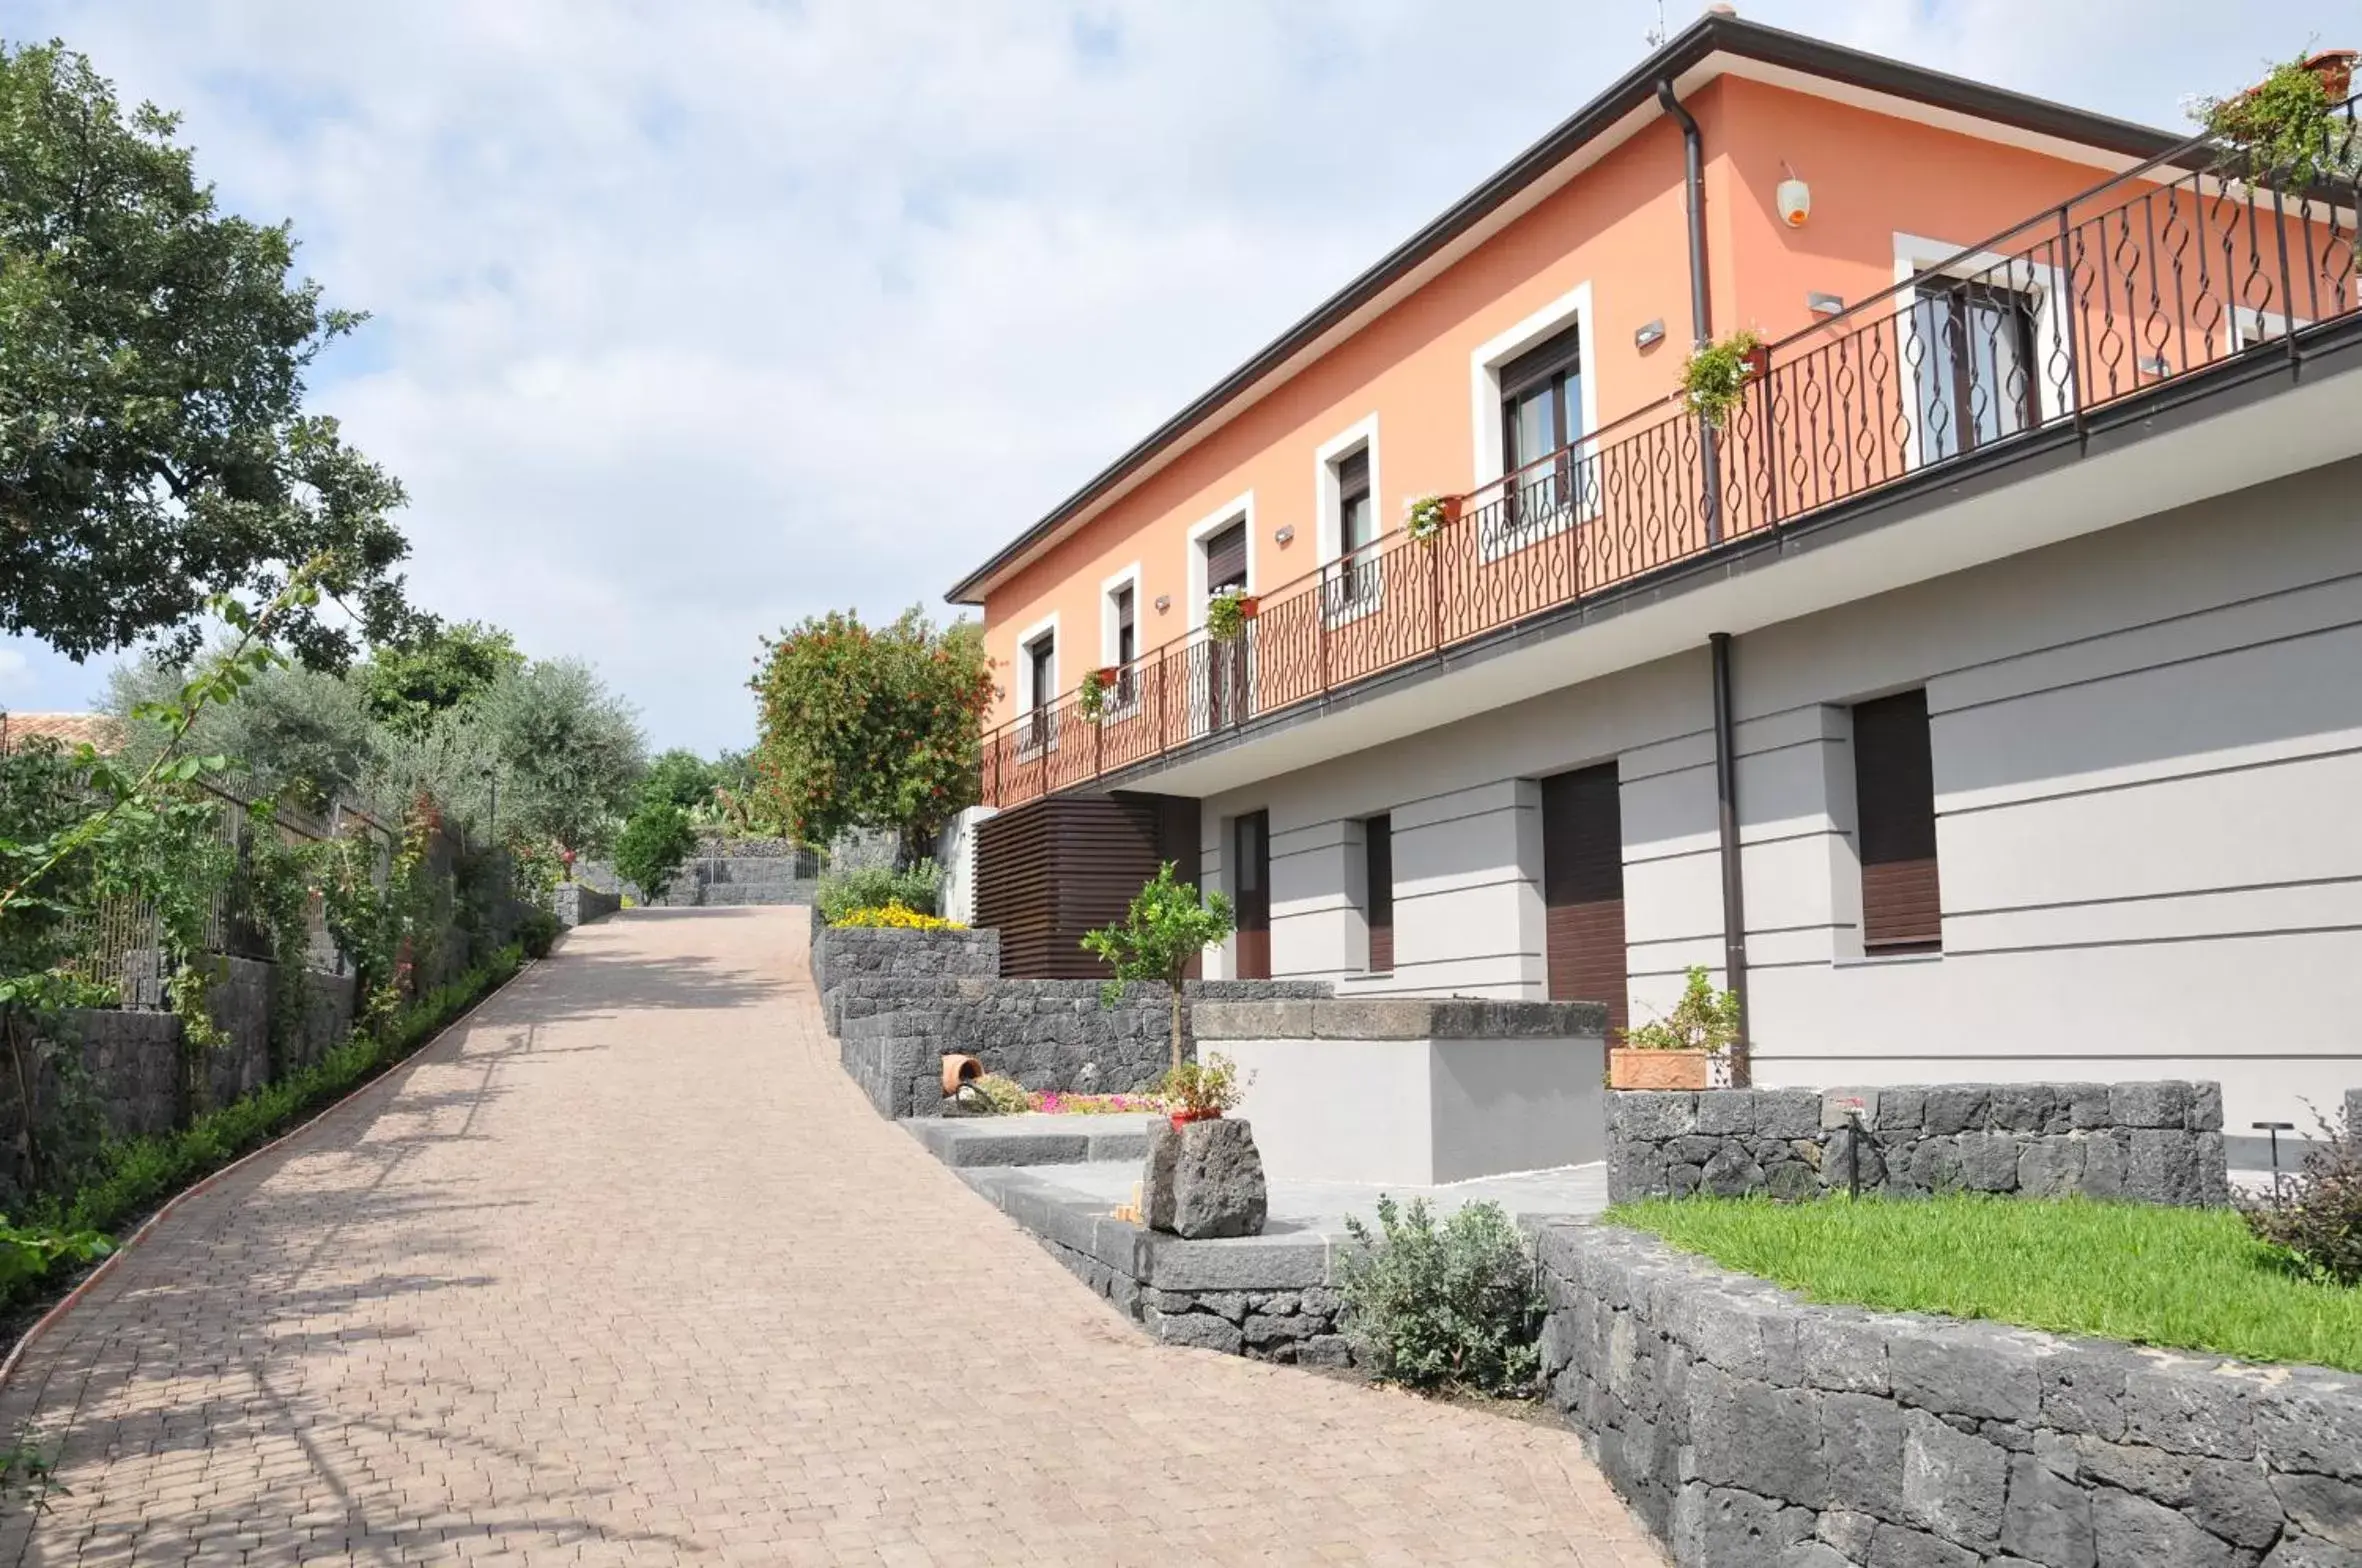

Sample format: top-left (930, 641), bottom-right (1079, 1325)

top-left (1233, 810), bottom-right (1270, 979)
top-left (1541, 763), bottom-right (1627, 1037)
top-left (1365, 815), bottom-right (1394, 974)
top-left (1853, 689), bottom-right (1942, 951)
top-left (1204, 520), bottom-right (1248, 592)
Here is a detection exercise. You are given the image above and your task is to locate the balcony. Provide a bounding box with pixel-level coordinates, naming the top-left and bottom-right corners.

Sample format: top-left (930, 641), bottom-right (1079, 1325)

top-left (980, 96), bottom-right (2362, 811)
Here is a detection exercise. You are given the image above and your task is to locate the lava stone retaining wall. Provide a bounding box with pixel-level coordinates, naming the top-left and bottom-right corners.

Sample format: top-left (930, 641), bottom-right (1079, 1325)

top-left (1608, 1083), bottom-right (2229, 1208)
top-left (836, 977), bottom-right (1331, 1119)
top-left (0, 959), bottom-right (359, 1203)
top-left (1537, 1221), bottom-right (2362, 1568)
top-left (811, 925), bottom-right (1002, 1034)
top-left (553, 882), bottom-right (621, 927)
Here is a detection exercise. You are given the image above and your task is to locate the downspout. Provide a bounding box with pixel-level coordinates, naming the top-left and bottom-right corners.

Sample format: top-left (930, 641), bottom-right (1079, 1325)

top-left (1655, 77), bottom-right (1723, 546)
top-left (1709, 632), bottom-right (1751, 1085)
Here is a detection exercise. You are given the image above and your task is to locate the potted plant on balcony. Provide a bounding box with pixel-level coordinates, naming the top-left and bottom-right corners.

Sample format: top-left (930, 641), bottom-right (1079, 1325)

top-left (1609, 965), bottom-right (1742, 1090)
top-left (1206, 589), bottom-right (1248, 642)
top-left (1078, 666), bottom-right (1117, 722)
top-left (1405, 493), bottom-right (1459, 545)
top-left (1680, 329), bottom-right (1766, 430)
top-left (2195, 52), bottom-right (2359, 189)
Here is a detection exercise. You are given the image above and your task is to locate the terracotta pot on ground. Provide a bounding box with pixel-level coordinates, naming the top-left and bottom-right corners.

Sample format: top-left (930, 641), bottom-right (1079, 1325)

top-left (1609, 1048), bottom-right (1715, 1091)
top-left (941, 1054), bottom-right (984, 1096)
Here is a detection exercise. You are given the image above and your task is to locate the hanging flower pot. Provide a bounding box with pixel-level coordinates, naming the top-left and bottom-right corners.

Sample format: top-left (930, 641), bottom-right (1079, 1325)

top-left (1681, 329), bottom-right (1766, 430)
top-left (1405, 494), bottom-right (1460, 546)
top-left (2303, 49), bottom-right (2354, 102)
top-left (1236, 595), bottom-right (1261, 620)
top-left (1205, 591), bottom-right (1247, 642)
top-left (1740, 341), bottom-right (1771, 381)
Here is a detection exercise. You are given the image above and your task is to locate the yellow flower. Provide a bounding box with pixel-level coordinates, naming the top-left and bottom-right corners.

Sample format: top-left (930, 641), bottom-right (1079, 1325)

top-left (828, 901), bottom-right (966, 931)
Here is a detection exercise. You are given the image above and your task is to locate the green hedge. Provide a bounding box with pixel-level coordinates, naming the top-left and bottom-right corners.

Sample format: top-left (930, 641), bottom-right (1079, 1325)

top-left (5, 945), bottom-right (527, 1308)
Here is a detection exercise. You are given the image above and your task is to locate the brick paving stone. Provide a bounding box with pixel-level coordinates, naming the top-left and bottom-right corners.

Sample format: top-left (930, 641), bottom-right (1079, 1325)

top-left (0, 907), bottom-right (1660, 1565)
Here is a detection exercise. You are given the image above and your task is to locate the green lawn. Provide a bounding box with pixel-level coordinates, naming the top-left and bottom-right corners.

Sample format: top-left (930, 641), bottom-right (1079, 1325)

top-left (1607, 1195), bottom-right (2362, 1372)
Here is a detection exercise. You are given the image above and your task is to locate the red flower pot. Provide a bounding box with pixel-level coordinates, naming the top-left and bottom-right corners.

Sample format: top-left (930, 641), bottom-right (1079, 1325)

top-left (1170, 1109), bottom-right (1223, 1129)
top-left (1740, 343), bottom-right (1772, 381)
top-left (1235, 596), bottom-right (1261, 620)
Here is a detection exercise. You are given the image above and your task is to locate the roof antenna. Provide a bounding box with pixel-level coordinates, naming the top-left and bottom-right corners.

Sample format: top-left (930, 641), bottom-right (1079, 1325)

top-left (1645, 0), bottom-right (1668, 48)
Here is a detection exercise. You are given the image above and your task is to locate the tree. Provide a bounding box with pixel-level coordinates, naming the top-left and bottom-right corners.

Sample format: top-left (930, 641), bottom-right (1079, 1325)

top-left (1080, 864), bottom-right (1236, 1072)
top-left (109, 655), bottom-right (380, 812)
top-left (357, 620), bottom-right (523, 737)
top-left (461, 659), bottom-right (645, 857)
top-left (640, 749), bottom-right (718, 815)
top-left (613, 798), bottom-right (698, 904)
top-left (748, 608), bottom-right (991, 859)
top-left (0, 41), bottom-right (411, 669)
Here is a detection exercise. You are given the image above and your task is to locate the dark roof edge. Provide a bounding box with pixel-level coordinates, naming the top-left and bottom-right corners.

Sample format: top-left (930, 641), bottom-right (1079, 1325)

top-left (945, 12), bottom-right (2182, 606)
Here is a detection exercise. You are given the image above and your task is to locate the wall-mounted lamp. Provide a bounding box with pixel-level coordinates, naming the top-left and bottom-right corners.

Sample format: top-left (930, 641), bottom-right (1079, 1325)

top-left (1634, 318), bottom-right (1667, 350)
top-left (1273, 524), bottom-right (1296, 546)
top-left (1153, 594), bottom-right (1172, 614)
top-left (1776, 162), bottom-right (1811, 229)
top-left (1807, 291), bottom-right (1844, 317)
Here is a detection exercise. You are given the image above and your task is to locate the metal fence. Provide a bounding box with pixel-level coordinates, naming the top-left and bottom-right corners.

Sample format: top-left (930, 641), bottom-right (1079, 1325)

top-left (980, 95), bottom-right (2361, 809)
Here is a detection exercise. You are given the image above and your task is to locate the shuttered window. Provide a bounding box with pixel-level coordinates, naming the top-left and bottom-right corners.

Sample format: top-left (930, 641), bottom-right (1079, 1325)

top-left (1853, 689), bottom-right (1942, 952)
top-left (1541, 763), bottom-right (1627, 1037)
top-left (1364, 814), bottom-right (1393, 974)
top-left (1204, 520), bottom-right (1248, 594)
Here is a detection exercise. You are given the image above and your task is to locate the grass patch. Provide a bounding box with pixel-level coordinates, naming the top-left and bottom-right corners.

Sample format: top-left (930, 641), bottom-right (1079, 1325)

top-left (1609, 1194), bottom-right (2362, 1373)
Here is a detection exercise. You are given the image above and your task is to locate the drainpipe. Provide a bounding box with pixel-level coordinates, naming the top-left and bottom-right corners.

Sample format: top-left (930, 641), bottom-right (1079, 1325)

top-left (1656, 77), bottom-right (1723, 545)
top-left (1709, 632), bottom-right (1751, 1085)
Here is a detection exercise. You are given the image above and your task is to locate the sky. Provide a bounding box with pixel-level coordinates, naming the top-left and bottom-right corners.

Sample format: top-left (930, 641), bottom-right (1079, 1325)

top-left (0, 0), bottom-right (2329, 752)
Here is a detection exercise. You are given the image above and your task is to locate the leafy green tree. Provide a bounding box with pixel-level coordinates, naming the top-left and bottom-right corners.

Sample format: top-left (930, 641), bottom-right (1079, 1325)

top-left (0, 41), bottom-right (411, 668)
top-left (640, 749), bottom-right (718, 815)
top-left (1080, 863), bottom-right (1236, 1072)
top-left (613, 798), bottom-right (698, 904)
top-left (748, 609), bottom-right (991, 859)
top-left (461, 659), bottom-right (644, 857)
top-left (357, 620), bottom-right (523, 737)
top-left (109, 656), bottom-right (379, 812)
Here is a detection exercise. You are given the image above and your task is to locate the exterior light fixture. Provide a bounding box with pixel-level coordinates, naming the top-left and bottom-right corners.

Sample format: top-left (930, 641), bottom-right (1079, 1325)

top-left (1274, 524), bottom-right (1296, 546)
top-left (1807, 292), bottom-right (1844, 317)
top-left (1777, 162), bottom-right (1810, 228)
top-left (1634, 318), bottom-right (1666, 350)
top-left (1153, 595), bottom-right (1172, 614)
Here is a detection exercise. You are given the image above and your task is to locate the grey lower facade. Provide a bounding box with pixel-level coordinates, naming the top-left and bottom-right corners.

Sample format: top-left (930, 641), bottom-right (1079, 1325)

top-left (1606, 1084), bottom-right (2230, 1208)
top-left (1537, 1221), bottom-right (2362, 1568)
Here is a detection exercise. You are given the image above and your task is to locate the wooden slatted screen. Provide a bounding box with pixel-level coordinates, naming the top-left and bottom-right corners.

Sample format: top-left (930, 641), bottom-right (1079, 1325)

top-left (1852, 688), bottom-right (1942, 951)
top-left (1365, 815), bottom-right (1393, 974)
top-left (1541, 763), bottom-right (1627, 1037)
top-left (973, 792), bottom-right (1202, 978)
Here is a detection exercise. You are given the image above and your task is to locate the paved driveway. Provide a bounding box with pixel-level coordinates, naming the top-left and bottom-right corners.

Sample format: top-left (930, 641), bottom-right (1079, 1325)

top-left (0, 907), bottom-right (1658, 1566)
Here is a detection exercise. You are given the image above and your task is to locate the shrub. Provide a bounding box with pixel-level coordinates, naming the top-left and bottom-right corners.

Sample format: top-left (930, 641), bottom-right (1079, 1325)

top-left (1622, 964), bottom-right (1741, 1054)
top-left (2243, 1103), bottom-right (2362, 1287)
top-left (829, 902), bottom-right (963, 931)
top-left (516, 906), bottom-right (561, 959)
top-left (1337, 1196), bottom-right (1544, 1394)
top-left (972, 1073), bottom-right (1031, 1115)
top-left (815, 859), bottom-right (941, 923)
top-left (1158, 1052), bottom-right (1248, 1118)
top-left (613, 796), bottom-right (698, 902)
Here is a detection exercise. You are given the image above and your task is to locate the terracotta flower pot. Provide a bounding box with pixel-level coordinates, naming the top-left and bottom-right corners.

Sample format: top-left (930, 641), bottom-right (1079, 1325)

top-left (1442, 494), bottom-right (1464, 525)
top-left (1170, 1108), bottom-right (1223, 1129)
top-left (1235, 596), bottom-right (1261, 620)
top-left (941, 1054), bottom-right (984, 1097)
top-left (1095, 666), bottom-right (1120, 685)
top-left (2304, 49), bottom-right (2354, 102)
top-left (1740, 343), bottom-right (1771, 381)
top-left (1609, 1048), bottom-right (1715, 1091)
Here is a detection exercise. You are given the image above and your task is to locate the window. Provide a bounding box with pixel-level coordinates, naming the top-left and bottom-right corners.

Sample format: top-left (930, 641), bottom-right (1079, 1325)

top-left (1110, 583), bottom-right (1137, 706)
top-left (1331, 447), bottom-right (1378, 612)
top-left (1363, 813), bottom-right (1394, 974)
top-left (1500, 323), bottom-right (1586, 530)
top-left (1852, 689), bottom-right (1941, 952)
top-left (1203, 519), bottom-right (1248, 597)
top-left (1909, 278), bottom-right (2037, 462)
top-left (1025, 630), bottom-right (1055, 748)
top-left (1200, 519), bottom-right (1249, 728)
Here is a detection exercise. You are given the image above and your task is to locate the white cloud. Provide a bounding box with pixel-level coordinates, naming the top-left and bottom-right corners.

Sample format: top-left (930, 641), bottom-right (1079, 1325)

top-left (0, 0), bottom-right (2327, 745)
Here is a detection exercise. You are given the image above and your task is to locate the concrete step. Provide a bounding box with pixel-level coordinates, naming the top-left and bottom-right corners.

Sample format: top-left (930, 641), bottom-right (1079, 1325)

top-left (903, 1113), bottom-right (1156, 1168)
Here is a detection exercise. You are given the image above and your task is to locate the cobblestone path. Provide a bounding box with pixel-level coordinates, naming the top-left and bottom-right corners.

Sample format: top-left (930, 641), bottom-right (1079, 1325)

top-left (0, 907), bottom-right (1658, 1566)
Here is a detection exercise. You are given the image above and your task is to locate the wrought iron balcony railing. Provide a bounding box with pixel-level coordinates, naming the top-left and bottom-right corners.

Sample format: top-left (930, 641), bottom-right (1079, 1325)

top-left (980, 95), bottom-right (2360, 811)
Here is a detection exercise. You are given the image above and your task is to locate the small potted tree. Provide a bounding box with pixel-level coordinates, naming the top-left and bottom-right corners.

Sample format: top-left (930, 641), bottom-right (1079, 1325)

top-left (1159, 1052), bottom-right (1247, 1129)
top-left (1610, 965), bottom-right (1742, 1090)
top-left (1080, 862), bottom-right (1236, 1072)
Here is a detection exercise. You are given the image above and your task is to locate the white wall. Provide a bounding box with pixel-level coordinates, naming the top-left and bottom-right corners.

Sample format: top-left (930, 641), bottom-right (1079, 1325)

top-left (935, 805), bottom-right (996, 928)
top-left (1199, 456), bottom-right (2362, 1127)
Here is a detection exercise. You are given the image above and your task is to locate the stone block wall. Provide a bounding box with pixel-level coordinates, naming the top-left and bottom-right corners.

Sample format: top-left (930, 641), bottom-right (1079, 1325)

top-left (1608, 1083), bottom-right (2228, 1208)
top-left (1537, 1221), bottom-right (2362, 1568)
top-left (811, 925), bottom-right (1002, 1033)
top-left (554, 882), bottom-right (621, 927)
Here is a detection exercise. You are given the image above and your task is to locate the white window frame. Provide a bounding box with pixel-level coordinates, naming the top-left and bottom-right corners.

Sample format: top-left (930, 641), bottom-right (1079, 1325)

top-left (1314, 415), bottom-right (1382, 624)
top-left (1013, 612), bottom-right (1059, 754)
top-left (1891, 232), bottom-right (2074, 472)
top-left (2227, 304), bottom-right (2313, 352)
top-left (1097, 562), bottom-right (1144, 720)
top-left (1470, 280), bottom-right (1599, 560)
top-left (1185, 493), bottom-right (1257, 629)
